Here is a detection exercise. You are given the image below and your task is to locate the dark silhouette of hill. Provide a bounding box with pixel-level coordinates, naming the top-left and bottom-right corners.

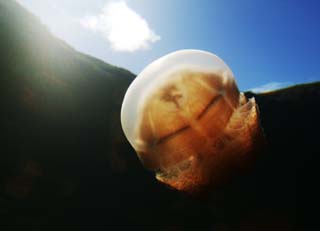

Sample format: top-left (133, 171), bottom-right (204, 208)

top-left (0, 1), bottom-right (319, 230)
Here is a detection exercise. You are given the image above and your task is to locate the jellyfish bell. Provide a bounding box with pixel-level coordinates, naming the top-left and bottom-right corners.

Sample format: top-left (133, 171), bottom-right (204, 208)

top-left (121, 49), bottom-right (265, 195)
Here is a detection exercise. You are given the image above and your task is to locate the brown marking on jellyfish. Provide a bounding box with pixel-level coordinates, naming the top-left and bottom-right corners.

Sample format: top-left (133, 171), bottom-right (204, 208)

top-left (160, 85), bottom-right (183, 109)
top-left (156, 124), bottom-right (190, 145)
top-left (196, 94), bottom-right (223, 120)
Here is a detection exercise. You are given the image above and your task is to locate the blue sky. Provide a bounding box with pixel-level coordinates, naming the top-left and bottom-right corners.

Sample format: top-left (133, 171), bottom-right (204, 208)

top-left (16, 0), bottom-right (320, 91)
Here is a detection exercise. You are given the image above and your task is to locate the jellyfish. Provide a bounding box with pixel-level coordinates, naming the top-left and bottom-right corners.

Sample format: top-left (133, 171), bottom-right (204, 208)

top-left (121, 50), bottom-right (265, 195)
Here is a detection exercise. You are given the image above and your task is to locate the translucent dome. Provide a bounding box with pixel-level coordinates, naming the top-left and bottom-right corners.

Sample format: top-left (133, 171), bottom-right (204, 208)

top-left (121, 49), bottom-right (237, 149)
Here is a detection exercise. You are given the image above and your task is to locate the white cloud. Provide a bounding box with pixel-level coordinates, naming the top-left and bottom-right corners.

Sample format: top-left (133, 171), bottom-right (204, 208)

top-left (249, 81), bottom-right (293, 93)
top-left (80, 1), bottom-right (160, 52)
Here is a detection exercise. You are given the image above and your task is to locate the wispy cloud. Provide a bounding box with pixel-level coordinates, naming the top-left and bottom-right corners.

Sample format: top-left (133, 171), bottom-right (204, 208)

top-left (249, 81), bottom-right (293, 93)
top-left (80, 1), bottom-right (160, 52)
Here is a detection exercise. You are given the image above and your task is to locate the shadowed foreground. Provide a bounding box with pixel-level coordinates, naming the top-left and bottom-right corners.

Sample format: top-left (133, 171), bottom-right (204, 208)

top-left (1, 78), bottom-right (319, 230)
